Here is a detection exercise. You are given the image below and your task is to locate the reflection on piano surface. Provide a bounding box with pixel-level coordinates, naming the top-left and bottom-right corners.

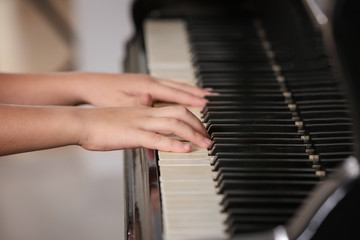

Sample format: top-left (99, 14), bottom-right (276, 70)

top-left (124, 0), bottom-right (360, 239)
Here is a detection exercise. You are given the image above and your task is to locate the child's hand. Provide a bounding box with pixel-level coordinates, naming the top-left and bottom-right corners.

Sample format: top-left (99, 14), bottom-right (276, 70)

top-left (77, 105), bottom-right (211, 153)
top-left (76, 73), bottom-right (210, 107)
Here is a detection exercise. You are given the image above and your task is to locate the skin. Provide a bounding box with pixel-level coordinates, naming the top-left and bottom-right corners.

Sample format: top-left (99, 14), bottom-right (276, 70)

top-left (0, 72), bottom-right (211, 156)
top-left (0, 72), bottom-right (209, 107)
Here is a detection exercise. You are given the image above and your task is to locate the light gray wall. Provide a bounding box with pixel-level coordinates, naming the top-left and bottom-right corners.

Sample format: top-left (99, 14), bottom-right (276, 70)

top-left (74, 0), bottom-right (133, 73)
top-left (0, 1), bottom-right (133, 239)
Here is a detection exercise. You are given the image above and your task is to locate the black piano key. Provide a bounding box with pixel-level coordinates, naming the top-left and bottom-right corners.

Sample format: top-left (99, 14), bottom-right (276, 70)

top-left (299, 110), bottom-right (351, 119)
top-left (210, 143), bottom-right (311, 155)
top-left (285, 75), bottom-right (336, 83)
top-left (213, 158), bottom-right (315, 171)
top-left (226, 214), bottom-right (291, 226)
top-left (296, 99), bottom-right (348, 106)
top-left (226, 214), bottom-right (296, 233)
top-left (202, 107), bottom-right (292, 116)
top-left (297, 106), bottom-right (351, 115)
top-left (201, 80), bottom-right (278, 88)
top-left (205, 94), bottom-right (286, 102)
top-left (218, 179), bottom-right (318, 194)
top-left (302, 117), bottom-right (351, 122)
top-left (289, 88), bottom-right (343, 94)
top-left (308, 131), bottom-right (353, 138)
top-left (196, 65), bottom-right (273, 73)
top-left (191, 46), bottom-right (265, 53)
top-left (198, 73), bottom-right (277, 80)
top-left (203, 106), bottom-right (291, 113)
top-left (215, 167), bottom-right (318, 180)
top-left (225, 205), bottom-right (294, 216)
top-left (226, 211), bottom-right (298, 233)
top-left (190, 35), bottom-right (258, 42)
top-left (192, 54), bottom-right (270, 63)
top-left (286, 81), bottom-right (340, 88)
top-left (221, 189), bottom-right (311, 205)
top-left (213, 152), bottom-right (310, 159)
top-left (216, 172), bottom-right (321, 188)
top-left (198, 73), bottom-right (277, 79)
top-left (211, 136), bottom-right (311, 153)
top-left (214, 169), bottom-right (319, 186)
top-left (279, 62), bottom-right (331, 72)
top-left (206, 119), bottom-right (296, 129)
top-left (223, 198), bottom-right (304, 216)
top-left (292, 92), bottom-right (347, 101)
top-left (228, 223), bottom-right (283, 235)
top-left (199, 82), bottom-right (281, 89)
top-left (190, 39), bottom-right (260, 45)
top-left (209, 137), bottom-right (304, 149)
top-left (204, 88), bottom-right (283, 94)
top-left (311, 137), bottom-right (354, 144)
top-left (204, 101), bottom-right (288, 107)
top-left (313, 143), bottom-right (354, 153)
top-left (283, 71), bottom-right (334, 78)
top-left (204, 112), bottom-right (293, 122)
top-left (304, 123), bottom-right (353, 132)
top-left (318, 160), bottom-right (350, 169)
top-left (207, 124), bottom-right (299, 135)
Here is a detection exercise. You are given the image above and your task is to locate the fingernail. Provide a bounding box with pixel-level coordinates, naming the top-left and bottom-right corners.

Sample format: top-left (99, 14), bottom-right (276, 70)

top-left (204, 88), bottom-right (213, 91)
top-left (197, 99), bottom-right (208, 107)
top-left (203, 137), bottom-right (212, 146)
top-left (183, 143), bottom-right (191, 151)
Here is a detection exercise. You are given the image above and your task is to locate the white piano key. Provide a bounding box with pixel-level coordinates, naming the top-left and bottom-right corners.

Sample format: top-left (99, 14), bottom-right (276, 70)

top-left (165, 228), bottom-right (226, 238)
top-left (145, 18), bottom-right (226, 240)
top-left (159, 165), bottom-right (213, 180)
top-left (163, 201), bottom-right (222, 212)
top-left (160, 181), bottom-right (216, 194)
top-left (159, 145), bottom-right (209, 159)
top-left (162, 193), bottom-right (222, 202)
top-left (150, 69), bottom-right (196, 84)
top-left (165, 212), bottom-right (227, 223)
top-left (144, 20), bottom-right (193, 70)
top-left (158, 159), bottom-right (210, 166)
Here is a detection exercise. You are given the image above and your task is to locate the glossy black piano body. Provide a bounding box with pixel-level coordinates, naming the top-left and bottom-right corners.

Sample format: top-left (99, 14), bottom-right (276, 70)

top-left (123, 0), bottom-right (360, 239)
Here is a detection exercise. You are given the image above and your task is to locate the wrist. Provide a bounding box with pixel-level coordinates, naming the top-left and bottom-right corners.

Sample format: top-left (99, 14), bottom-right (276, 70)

top-left (68, 72), bottom-right (110, 106)
top-left (60, 72), bottom-right (92, 105)
top-left (0, 105), bottom-right (85, 156)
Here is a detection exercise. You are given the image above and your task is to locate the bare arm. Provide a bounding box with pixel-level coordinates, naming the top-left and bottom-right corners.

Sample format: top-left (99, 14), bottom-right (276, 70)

top-left (0, 73), bottom-right (83, 106)
top-left (0, 104), bottom-right (211, 156)
top-left (0, 72), bottom-right (210, 107)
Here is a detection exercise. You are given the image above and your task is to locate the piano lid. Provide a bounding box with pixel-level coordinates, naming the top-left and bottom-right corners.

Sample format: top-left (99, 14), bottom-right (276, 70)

top-left (130, 0), bottom-right (360, 158)
top-left (332, 0), bottom-right (360, 158)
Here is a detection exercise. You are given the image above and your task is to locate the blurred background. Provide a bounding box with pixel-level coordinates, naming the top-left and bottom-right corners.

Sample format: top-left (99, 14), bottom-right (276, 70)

top-left (0, 0), bottom-right (132, 239)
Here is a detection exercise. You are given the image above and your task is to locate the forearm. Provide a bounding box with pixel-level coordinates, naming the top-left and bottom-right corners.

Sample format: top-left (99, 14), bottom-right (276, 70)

top-left (0, 72), bottom-right (210, 108)
top-left (0, 104), bottom-right (211, 156)
top-left (0, 72), bottom-right (87, 105)
top-left (0, 104), bottom-right (81, 156)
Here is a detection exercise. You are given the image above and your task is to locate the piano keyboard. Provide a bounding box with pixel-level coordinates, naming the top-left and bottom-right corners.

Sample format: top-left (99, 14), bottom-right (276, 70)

top-left (145, 20), bottom-right (227, 240)
top-left (143, 2), bottom-right (354, 239)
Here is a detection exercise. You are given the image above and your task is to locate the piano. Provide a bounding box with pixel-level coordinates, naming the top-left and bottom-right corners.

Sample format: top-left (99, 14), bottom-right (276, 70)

top-left (123, 0), bottom-right (360, 239)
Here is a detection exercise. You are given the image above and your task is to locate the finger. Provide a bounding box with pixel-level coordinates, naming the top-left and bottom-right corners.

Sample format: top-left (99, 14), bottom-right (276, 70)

top-left (109, 93), bottom-right (152, 107)
top-left (138, 131), bottom-right (192, 153)
top-left (142, 117), bottom-right (211, 149)
top-left (155, 78), bottom-right (211, 97)
top-left (137, 94), bottom-right (153, 106)
top-left (152, 106), bottom-right (208, 137)
top-left (121, 95), bottom-right (142, 106)
top-left (150, 84), bottom-right (208, 107)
